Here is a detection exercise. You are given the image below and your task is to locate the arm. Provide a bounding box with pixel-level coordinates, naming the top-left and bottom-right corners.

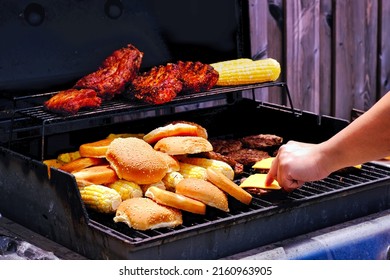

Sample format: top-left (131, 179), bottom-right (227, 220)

top-left (266, 92), bottom-right (390, 192)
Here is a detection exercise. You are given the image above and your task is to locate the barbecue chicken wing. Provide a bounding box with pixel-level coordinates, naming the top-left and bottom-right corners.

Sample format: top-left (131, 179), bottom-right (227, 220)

top-left (74, 44), bottom-right (143, 100)
top-left (176, 61), bottom-right (219, 93)
top-left (129, 63), bottom-right (183, 104)
top-left (44, 89), bottom-right (102, 115)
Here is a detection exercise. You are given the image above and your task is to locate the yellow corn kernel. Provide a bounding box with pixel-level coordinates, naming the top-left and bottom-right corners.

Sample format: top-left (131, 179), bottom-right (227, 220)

top-left (178, 162), bottom-right (208, 180)
top-left (179, 157), bottom-right (234, 180)
top-left (211, 58), bottom-right (281, 86)
top-left (107, 179), bottom-right (143, 200)
top-left (79, 184), bottom-right (122, 214)
top-left (57, 151), bottom-right (81, 163)
top-left (162, 171), bottom-right (184, 191)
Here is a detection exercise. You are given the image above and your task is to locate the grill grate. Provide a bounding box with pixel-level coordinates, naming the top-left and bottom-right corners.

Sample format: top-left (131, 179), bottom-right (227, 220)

top-left (87, 162), bottom-right (390, 246)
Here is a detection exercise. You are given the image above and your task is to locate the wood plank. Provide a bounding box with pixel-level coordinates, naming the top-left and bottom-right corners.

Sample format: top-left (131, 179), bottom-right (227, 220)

top-left (333, 0), bottom-right (378, 120)
top-left (247, 0), bottom-right (271, 101)
top-left (266, 0), bottom-right (284, 105)
top-left (319, 0), bottom-right (332, 116)
top-left (378, 0), bottom-right (390, 98)
top-left (285, 0), bottom-right (321, 113)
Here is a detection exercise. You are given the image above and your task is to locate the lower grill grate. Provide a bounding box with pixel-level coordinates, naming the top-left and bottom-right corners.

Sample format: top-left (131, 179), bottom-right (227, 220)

top-left (87, 162), bottom-right (390, 246)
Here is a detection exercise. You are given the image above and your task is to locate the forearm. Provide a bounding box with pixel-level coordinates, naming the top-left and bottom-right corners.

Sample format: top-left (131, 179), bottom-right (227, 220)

top-left (319, 93), bottom-right (390, 173)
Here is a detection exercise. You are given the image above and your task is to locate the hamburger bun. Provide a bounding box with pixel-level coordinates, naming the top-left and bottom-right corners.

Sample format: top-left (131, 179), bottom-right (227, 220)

top-left (113, 197), bottom-right (183, 230)
top-left (106, 137), bottom-right (168, 184)
top-left (156, 151), bottom-right (180, 172)
top-left (176, 178), bottom-right (229, 212)
top-left (171, 120), bottom-right (208, 139)
top-left (143, 122), bottom-right (200, 144)
top-left (73, 164), bottom-right (118, 186)
top-left (79, 138), bottom-right (114, 158)
top-left (145, 186), bottom-right (206, 215)
top-left (154, 136), bottom-right (213, 155)
top-left (206, 167), bottom-right (252, 205)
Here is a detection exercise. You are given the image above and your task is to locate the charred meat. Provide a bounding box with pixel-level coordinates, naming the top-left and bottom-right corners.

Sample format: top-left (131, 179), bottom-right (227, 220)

top-left (241, 134), bottom-right (283, 149)
top-left (209, 139), bottom-right (243, 154)
top-left (44, 89), bottom-right (102, 115)
top-left (176, 61), bottom-right (219, 93)
top-left (225, 149), bottom-right (270, 166)
top-left (129, 63), bottom-right (183, 104)
top-left (74, 44), bottom-right (143, 100)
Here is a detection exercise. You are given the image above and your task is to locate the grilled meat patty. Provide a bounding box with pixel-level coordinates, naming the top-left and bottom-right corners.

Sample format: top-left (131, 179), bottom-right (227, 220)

top-left (176, 61), bottom-right (219, 93)
top-left (44, 89), bottom-right (102, 115)
top-left (241, 134), bottom-right (283, 149)
top-left (74, 44), bottom-right (143, 100)
top-left (226, 149), bottom-right (270, 166)
top-left (209, 139), bottom-right (243, 154)
top-left (129, 63), bottom-right (183, 105)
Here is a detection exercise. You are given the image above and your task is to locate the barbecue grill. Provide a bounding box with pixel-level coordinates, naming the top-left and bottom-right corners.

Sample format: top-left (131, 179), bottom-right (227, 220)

top-left (1, 0), bottom-right (390, 260)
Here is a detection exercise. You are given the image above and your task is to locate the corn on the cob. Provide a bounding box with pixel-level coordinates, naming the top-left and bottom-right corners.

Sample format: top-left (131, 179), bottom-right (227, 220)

top-left (57, 151), bottom-right (81, 163)
top-left (178, 162), bottom-right (208, 180)
top-left (211, 58), bottom-right (281, 86)
top-left (107, 179), bottom-right (143, 200)
top-left (179, 157), bottom-right (235, 181)
top-left (79, 184), bottom-right (122, 214)
top-left (162, 171), bottom-right (184, 191)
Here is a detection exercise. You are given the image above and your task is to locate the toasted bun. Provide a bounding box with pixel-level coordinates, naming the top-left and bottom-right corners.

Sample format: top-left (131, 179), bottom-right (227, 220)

top-left (79, 138), bottom-right (114, 158)
top-left (106, 137), bottom-right (168, 184)
top-left (176, 178), bottom-right (229, 212)
top-left (154, 136), bottom-right (213, 155)
top-left (143, 123), bottom-right (200, 144)
top-left (145, 186), bottom-right (206, 215)
top-left (156, 151), bottom-right (180, 172)
top-left (73, 164), bottom-right (118, 186)
top-left (206, 168), bottom-right (252, 205)
top-left (59, 157), bottom-right (106, 173)
top-left (171, 121), bottom-right (208, 139)
top-left (113, 197), bottom-right (183, 231)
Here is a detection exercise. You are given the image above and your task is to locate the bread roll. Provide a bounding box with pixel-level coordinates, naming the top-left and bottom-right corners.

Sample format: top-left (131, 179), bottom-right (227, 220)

top-left (145, 186), bottom-right (206, 215)
top-left (143, 122), bottom-right (200, 144)
top-left (171, 120), bottom-right (208, 139)
top-left (79, 138), bottom-right (114, 158)
top-left (113, 197), bottom-right (183, 230)
top-left (154, 136), bottom-right (213, 155)
top-left (59, 157), bottom-right (106, 173)
top-left (156, 151), bottom-right (180, 172)
top-left (73, 164), bottom-right (118, 186)
top-left (106, 137), bottom-right (168, 184)
top-left (206, 168), bottom-right (252, 205)
top-left (176, 178), bottom-right (229, 212)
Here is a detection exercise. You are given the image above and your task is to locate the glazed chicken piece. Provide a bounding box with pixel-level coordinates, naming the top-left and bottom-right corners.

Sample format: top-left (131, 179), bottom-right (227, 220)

top-left (74, 44), bottom-right (143, 100)
top-left (176, 61), bottom-right (219, 93)
top-left (129, 63), bottom-right (183, 104)
top-left (44, 89), bottom-right (102, 115)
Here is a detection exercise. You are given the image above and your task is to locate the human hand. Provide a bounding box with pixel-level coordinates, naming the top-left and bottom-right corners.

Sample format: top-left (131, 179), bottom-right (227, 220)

top-left (265, 141), bottom-right (330, 192)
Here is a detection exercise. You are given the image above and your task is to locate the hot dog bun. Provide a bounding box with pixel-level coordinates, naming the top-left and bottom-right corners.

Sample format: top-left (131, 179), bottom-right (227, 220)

top-left (79, 138), bottom-right (114, 158)
top-left (73, 164), bottom-right (118, 186)
top-left (145, 186), bottom-right (206, 215)
top-left (106, 137), bottom-right (168, 184)
top-left (175, 178), bottom-right (229, 212)
top-left (206, 167), bottom-right (252, 205)
top-left (59, 157), bottom-right (106, 173)
top-left (154, 136), bottom-right (213, 155)
top-left (113, 197), bottom-right (183, 231)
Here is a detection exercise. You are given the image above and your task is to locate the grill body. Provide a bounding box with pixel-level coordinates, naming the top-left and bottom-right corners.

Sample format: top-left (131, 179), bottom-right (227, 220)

top-left (1, 97), bottom-right (390, 259)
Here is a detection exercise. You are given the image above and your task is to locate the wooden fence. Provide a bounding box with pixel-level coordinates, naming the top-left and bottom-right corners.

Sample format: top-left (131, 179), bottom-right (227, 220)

top-left (248, 0), bottom-right (390, 120)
